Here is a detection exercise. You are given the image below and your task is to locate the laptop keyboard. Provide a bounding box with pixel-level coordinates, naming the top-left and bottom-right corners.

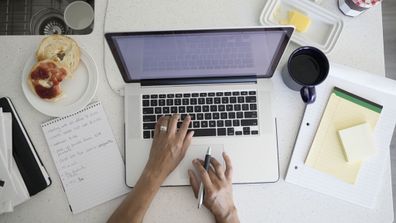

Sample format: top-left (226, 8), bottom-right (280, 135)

top-left (141, 90), bottom-right (259, 139)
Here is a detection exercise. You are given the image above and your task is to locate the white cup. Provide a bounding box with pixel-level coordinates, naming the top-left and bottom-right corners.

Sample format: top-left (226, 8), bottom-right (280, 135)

top-left (64, 1), bottom-right (94, 30)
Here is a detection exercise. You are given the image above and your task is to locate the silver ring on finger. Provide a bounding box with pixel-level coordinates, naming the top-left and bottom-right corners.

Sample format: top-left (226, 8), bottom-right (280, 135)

top-left (160, 125), bottom-right (168, 132)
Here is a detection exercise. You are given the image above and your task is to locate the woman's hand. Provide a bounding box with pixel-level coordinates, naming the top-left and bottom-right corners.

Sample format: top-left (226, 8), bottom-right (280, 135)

top-left (189, 152), bottom-right (239, 223)
top-left (145, 114), bottom-right (194, 182)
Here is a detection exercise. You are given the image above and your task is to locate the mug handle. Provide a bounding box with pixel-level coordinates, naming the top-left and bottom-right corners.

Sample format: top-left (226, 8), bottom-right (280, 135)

top-left (300, 86), bottom-right (316, 104)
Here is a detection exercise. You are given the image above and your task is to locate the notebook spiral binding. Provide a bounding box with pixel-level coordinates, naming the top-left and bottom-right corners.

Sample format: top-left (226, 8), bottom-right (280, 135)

top-left (41, 102), bottom-right (101, 128)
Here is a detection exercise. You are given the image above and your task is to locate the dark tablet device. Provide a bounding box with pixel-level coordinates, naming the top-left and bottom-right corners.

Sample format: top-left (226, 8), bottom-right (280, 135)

top-left (0, 97), bottom-right (51, 196)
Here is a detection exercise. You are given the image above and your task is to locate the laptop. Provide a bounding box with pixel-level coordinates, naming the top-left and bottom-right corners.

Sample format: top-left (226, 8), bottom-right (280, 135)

top-left (105, 27), bottom-right (294, 187)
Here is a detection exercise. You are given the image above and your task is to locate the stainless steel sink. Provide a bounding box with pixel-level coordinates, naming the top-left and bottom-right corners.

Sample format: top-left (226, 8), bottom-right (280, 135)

top-left (0, 0), bottom-right (94, 35)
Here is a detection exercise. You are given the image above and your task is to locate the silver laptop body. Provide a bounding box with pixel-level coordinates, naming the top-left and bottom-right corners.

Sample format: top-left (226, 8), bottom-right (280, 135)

top-left (105, 27), bottom-right (294, 186)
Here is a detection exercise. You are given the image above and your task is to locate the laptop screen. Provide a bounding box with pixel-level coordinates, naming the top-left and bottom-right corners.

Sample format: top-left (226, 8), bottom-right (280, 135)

top-left (105, 27), bottom-right (293, 83)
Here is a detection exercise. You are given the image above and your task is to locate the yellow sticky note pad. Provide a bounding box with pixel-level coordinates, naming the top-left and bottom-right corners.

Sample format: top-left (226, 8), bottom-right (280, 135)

top-left (338, 123), bottom-right (376, 163)
top-left (287, 10), bottom-right (311, 32)
top-left (305, 88), bottom-right (382, 184)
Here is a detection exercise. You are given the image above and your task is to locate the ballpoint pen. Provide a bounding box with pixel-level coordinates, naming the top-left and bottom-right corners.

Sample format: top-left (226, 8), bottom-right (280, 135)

top-left (198, 147), bottom-right (211, 209)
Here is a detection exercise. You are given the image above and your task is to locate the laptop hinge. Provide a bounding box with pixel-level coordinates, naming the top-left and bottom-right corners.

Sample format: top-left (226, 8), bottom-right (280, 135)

top-left (140, 76), bottom-right (257, 86)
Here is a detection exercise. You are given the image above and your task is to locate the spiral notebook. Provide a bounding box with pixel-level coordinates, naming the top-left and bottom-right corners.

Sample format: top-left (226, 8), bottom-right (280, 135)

top-left (41, 102), bottom-right (130, 214)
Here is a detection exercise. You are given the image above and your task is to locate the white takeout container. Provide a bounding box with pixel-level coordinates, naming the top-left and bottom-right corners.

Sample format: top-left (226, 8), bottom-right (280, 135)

top-left (260, 0), bottom-right (344, 54)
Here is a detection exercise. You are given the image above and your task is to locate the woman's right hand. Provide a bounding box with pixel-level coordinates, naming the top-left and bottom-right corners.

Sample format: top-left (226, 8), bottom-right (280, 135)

top-left (188, 152), bottom-right (239, 223)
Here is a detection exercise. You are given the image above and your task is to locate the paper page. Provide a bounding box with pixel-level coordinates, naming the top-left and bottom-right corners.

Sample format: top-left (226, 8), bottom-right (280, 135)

top-left (305, 90), bottom-right (381, 184)
top-left (41, 102), bottom-right (130, 214)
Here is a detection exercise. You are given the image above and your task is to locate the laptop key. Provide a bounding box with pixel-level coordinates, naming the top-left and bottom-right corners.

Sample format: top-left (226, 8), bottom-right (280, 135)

top-left (176, 94), bottom-right (182, 98)
top-left (197, 113), bottom-right (204, 120)
top-left (249, 91), bottom-right (256, 95)
top-left (155, 107), bottom-right (162, 114)
top-left (163, 107), bottom-right (170, 113)
top-left (183, 93), bottom-right (191, 97)
top-left (241, 91), bottom-right (248, 95)
top-left (216, 92), bottom-right (223, 96)
top-left (143, 131), bottom-right (151, 139)
top-left (238, 97), bottom-right (244, 103)
top-left (150, 94), bottom-right (158, 98)
top-left (201, 121), bottom-right (208, 128)
top-left (225, 120), bottom-right (232, 127)
top-left (233, 119), bottom-right (240, 126)
top-left (151, 100), bottom-right (158, 106)
top-left (243, 130), bottom-right (250, 135)
top-left (166, 99), bottom-right (173, 106)
top-left (175, 99), bottom-right (182, 105)
top-left (171, 107), bottom-right (178, 113)
top-left (143, 108), bottom-right (154, 114)
top-left (192, 93), bottom-right (199, 97)
top-left (226, 105), bottom-right (233, 111)
top-left (179, 106), bottom-right (186, 113)
top-left (206, 98), bottom-right (213, 104)
top-left (230, 97), bottom-right (237, 103)
top-left (182, 99), bottom-right (189, 105)
top-left (205, 113), bottom-right (212, 120)
top-left (143, 115), bottom-right (157, 122)
top-left (187, 106), bottom-right (194, 113)
top-left (159, 94), bottom-right (166, 98)
top-left (193, 121), bottom-right (200, 128)
top-left (213, 113), bottom-right (220, 119)
top-left (252, 130), bottom-right (259, 135)
top-left (214, 97), bottom-right (221, 104)
top-left (222, 97), bottom-right (229, 104)
top-left (250, 104), bottom-right (257, 110)
top-left (142, 100), bottom-right (149, 107)
top-left (194, 106), bottom-right (202, 112)
top-left (246, 96), bottom-right (257, 103)
top-left (228, 112), bottom-right (236, 119)
top-left (209, 121), bottom-right (216, 128)
top-left (143, 123), bottom-right (156, 129)
top-left (241, 119), bottom-right (258, 126)
top-left (221, 112), bottom-right (228, 119)
top-left (210, 105), bottom-right (217, 112)
top-left (208, 92), bottom-right (215, 96)
top-left (217, 128), bottom-right (226, 136)
top-left (142, 95), bottom-right (150, 99)
top-left (190, 129), bottom-right (216, 137)
top-left (225, 92), bottom-right (232, 96)
top-left (200, 93), bottom-right (207, 97)
top-left (218, 105), bottom-right (225, 111)
top-left (242, 104), bottom-right (249, 110)
top-left (227, 128), bottom-right (235, 136)
top-left (190, 98), bottom-right (197, 105)
top-left (245, 111), bottom-right (257, 118)
top-left (235, 131), bottom-right (243, 136)
top-left (237, 112), bottom-right (243, 119)
top-left (167, 94), bottom-right (174, 98)
top-left (190, 114), bottom-right (196, 120)
top-left (203, 105), bottom-right (209, 112)
top-left (232, 92), bottom-right (240, 96)
top-left (159, 99), bottom-right (165, 106)
top-left (217, 120), bottom-right (224, 127)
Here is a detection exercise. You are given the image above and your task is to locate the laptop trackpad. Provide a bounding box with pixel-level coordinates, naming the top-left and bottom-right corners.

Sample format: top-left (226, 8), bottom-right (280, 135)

top-left (179, 144), bottom-right (224, 179)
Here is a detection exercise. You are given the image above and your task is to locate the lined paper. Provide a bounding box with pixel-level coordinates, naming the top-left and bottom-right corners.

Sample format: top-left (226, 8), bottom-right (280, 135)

top-left (41, 102), bottom-right (129, 214)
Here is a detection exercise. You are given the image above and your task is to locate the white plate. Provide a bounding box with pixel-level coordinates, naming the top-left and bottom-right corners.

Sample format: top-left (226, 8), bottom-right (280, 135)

top-left (22, 48), bottom-right (98, 117)
top-left (260, 0), bottom-right (343, 54)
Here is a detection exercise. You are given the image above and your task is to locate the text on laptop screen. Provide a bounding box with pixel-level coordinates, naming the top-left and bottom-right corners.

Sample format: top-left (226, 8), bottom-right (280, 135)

top-left (106, 28), bottom-right (292, 82)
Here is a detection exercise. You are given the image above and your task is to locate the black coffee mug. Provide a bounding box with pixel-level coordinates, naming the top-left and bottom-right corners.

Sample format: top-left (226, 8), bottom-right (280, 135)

top-left (282, 46), bottom-right (329, 104)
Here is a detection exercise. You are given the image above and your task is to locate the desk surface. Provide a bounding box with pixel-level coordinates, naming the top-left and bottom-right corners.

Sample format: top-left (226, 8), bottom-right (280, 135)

top-left (0, 0), bottom-right (392, 222)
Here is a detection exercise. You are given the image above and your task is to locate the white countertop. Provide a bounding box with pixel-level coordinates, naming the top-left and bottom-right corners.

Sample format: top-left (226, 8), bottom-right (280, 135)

top-left (0, 0), bottom-right (392, 222)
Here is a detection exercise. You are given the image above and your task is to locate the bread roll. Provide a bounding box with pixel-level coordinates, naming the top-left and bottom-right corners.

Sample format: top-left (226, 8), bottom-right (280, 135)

top-left (36, 35), bottom-right (80, 74)
top-left (28, 59), bottom-right (69, 101)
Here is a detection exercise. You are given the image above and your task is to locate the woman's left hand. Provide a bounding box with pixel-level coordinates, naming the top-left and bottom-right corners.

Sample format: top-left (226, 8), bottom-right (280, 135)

top-left (145, 114), bottom-right (194, 182)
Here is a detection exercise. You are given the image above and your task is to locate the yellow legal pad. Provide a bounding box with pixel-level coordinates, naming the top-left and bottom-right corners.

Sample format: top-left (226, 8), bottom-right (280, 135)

top-left (305, 88), bottom-right (382, 184)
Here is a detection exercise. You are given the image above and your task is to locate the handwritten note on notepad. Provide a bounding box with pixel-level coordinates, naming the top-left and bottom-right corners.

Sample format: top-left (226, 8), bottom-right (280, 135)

top-left (41, 102), bottom-right (129, 214)
top-left (305, 88), bottom-right (382, 184)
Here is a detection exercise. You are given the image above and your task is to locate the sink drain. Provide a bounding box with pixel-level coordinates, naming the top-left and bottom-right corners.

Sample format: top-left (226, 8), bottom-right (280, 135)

top-left (30, 8), bottom-right (69, 35)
